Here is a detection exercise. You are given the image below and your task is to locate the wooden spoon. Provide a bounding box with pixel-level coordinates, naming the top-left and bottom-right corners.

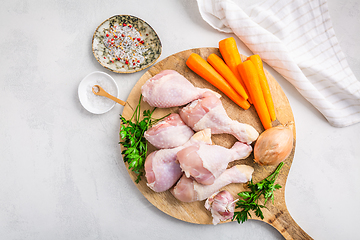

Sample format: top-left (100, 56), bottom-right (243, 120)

top-left (92, 85), bottom-right (126, 106)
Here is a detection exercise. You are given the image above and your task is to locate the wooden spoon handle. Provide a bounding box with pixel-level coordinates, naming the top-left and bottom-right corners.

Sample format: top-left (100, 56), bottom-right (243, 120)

top-left (103, 92), bottom-right (126, 106)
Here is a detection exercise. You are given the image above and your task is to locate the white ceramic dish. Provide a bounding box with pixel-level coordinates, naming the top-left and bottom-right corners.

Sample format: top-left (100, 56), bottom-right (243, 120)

top-left (78, 71), bottom-right (119, 114)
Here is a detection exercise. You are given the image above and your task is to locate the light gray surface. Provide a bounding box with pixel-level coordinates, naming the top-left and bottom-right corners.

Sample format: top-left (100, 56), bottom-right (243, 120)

top-left (0, 0), bottom-right (359, 239)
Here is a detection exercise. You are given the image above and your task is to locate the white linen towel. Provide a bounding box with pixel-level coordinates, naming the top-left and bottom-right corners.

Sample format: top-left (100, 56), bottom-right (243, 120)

top-left (197, 0), bottom-right (360, 127)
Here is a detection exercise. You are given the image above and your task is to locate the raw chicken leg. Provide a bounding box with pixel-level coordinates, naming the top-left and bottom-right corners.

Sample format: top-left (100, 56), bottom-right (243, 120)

top-left (177, 142), bottom-right (252, 185)
top-left (141, 70), bottom-right (219, 108)
top-left (179, 92), bottom-right (259, 144)
top-left (144, 129), bottom-right (212, 193)
top-left (170, 165), bottom-right (254, 202)
top-left (144, 113), bottom-right (194, 149)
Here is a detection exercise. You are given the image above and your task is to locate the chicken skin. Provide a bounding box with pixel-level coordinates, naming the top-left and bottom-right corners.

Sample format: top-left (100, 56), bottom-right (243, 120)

top-left (141, 70), bottom-right (218, 108)
top-left (144, 129), bottom-right (212, 193)
top-left (170, 165), bottom-right (254, 202)
top-left (144, 113), bottom-right (194, 149)
top-left (179, 92), bottom-right (259, 144)
top-left (176, 142), bottom-right (252, 185)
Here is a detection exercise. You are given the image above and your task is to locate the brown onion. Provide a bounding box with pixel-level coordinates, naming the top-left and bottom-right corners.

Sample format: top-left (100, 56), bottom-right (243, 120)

top-left (254, 122), bottom-right (294, 166)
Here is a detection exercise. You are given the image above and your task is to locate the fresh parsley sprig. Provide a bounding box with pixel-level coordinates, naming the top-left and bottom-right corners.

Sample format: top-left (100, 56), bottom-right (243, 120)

top-left (233, 162), bottom-right (284, 223)
top-left (120, 95), bottom-right (169, 183)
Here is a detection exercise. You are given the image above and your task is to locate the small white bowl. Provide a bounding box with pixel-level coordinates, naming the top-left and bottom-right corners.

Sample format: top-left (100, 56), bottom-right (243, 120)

top-left (78, 71), bottom-right (119, 114)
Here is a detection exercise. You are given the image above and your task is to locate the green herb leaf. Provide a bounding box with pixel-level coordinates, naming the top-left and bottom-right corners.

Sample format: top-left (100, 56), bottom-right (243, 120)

top-left (119, 94), bottom-right (166, 183)
top-left (233, 162), bottom-right (284, 224)
top-left (238, 191), bottom-right (251, 199)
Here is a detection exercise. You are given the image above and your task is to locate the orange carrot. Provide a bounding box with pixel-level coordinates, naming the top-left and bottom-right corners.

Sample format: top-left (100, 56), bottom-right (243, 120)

top-left (186, 53), bottom-right (250, 110)
top-left (247, 55), bottom-right (276, 121)
top-left (207, 53), bottom-right (248, 100)
top-left (219, 37), bottom-right (252, 103)
top-left (237, 60), bottom-right (272, 129)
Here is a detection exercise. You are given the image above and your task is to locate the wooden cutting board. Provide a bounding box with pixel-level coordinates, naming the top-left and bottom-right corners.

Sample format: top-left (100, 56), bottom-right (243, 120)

top-left (120, 48), bottom-right (312, 240)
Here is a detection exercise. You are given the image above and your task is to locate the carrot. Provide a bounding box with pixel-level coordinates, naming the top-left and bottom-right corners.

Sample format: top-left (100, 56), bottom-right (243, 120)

top-left (207, 53), bottom-right (249, 100)
top-left (186, 53), bottom-right (250, 110)
top-left (247, 55), bottom-right (276, 121)
top-left (219, 37), bottom-right (252, 103)
top-left (237, 60), bottom-right (272, 129)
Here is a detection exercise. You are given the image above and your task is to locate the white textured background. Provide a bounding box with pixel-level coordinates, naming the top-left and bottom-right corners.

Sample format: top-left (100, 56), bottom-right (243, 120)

top-left (0, 0), bottom-right (359, 239)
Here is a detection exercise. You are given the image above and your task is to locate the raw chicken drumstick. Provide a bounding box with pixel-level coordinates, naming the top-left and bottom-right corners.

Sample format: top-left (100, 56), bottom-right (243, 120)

top-left (144, 113), bottom-right (194, 149)
top-left (141, 70), bottom-right (219, 108)
top-left (170, 165), bottom-right (254, 202)
top-left (177, 141), bottom-right (252, 185)
top-left (144, 129), bottom-right (212, 193)
top-left (179, 92), bottom-right (259, 144)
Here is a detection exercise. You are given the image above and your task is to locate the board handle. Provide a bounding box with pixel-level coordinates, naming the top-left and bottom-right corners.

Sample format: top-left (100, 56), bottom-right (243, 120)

top-left (262, 205), bottom-right (313, 240)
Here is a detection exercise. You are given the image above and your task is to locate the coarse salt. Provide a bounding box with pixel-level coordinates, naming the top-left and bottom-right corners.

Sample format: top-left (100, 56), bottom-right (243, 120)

top-left (103, 23), bottom-right (149, 68)
top-left (86, 76), bottom-right (117, 110)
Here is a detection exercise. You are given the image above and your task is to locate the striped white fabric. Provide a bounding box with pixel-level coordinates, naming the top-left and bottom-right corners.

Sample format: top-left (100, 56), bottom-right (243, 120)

top-left (197, 0), bottom-right (360, 127)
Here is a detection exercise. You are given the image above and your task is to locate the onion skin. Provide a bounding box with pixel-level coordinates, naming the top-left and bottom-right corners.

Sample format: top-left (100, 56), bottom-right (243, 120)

top-left (254, 123), bottom-right (294, 166)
